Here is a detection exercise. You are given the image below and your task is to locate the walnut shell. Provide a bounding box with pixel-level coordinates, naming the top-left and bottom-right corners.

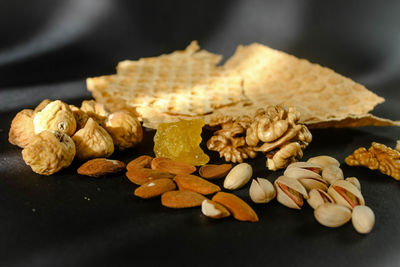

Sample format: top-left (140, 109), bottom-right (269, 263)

top-left (8, 109), bottom-right (36, 148)
top-left (22, 130), bottom-right (76, 175)
top-left (72, 118), bottom-right (114, 160)
top-left (105, 111), bottom-right (143, 150)
top-left (33, 100), bottom-right (76, 136)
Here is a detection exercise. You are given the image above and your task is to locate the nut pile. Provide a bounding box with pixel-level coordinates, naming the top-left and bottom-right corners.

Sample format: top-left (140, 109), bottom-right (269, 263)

top-left (207, 105), bottom-right (312, 170)
top-left (260, 155), bottom-right (374, 234)
top-left (127, 156), bottom-right (259, 222)
top-left (9, 99), bottom-right (143, 175)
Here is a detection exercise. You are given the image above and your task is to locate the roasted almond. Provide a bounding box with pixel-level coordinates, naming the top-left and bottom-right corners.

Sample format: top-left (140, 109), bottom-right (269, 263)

top-left (199, 164), bottom-right (232, 179)
top-left (201, 199), bottom-right (230, 219)
top-left (77, 158), bottom-right (125, 177)
top-left (212, 192), bottom-right (258, 222)
top-left (151, 157), bottom-right (196, 175)
top-left (161, 190), bottom-right (206, 208)
top-left (134, 179), bottom-right (176, 199)
top-left (173, 174), bottom-right (221, 195)
top-left (126, 155), bottom-right (153, 171)
top-left (126, 167), bottom-right (175, 185)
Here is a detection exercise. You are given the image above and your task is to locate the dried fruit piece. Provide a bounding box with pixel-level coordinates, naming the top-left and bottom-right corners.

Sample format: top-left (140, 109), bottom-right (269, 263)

top-left (22, 130), bottom-right (76, 175)
top-left (69, 105), bottom-right (89, 130)
top-left (77, 158), bottom-right (125, 177)
top-left (126, 168), bottom-right (174, 185)
top-left (161, 190), bottom-right (206, 208)
top-left (80, 100), bottom-right (110, 125)
top-left (8, 109), bottom-right (36, 148)
top-left (212, 192), bottom-right (258, 222)
top-left (134, 179), bottom-right (177, 199)
top-left (34, 99), bottom-right (51, 113)
top-left (72, 118), bottom-right (114, 160)
top-left (151, 157), bottom-right (196, 175)
top-left (199, 164), bottom-right (232, 179)
top-left (201, 199), bottom-right (230, 219)
top-left (153, 119), bottom-right (209, 166)
top-left (173, 174), bottom-right (221, 195)
top-left (105, 111), bottom-right (143, 150)
top-left (33, 100), bottom-right (76, 136)
top-left (126, 155), bottom-right (153, 171)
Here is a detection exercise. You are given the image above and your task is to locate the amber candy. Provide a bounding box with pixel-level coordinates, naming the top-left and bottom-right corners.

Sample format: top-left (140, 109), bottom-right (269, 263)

top-left (153, 119), bottom-right (210, 166)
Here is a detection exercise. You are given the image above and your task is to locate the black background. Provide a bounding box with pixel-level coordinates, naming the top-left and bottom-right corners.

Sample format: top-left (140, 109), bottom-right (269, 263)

top-left (1, 1), bottom-right (400, 266)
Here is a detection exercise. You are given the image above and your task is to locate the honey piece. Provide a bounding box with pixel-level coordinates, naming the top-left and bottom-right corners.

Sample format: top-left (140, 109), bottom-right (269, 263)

top-left (153, 119), bottom-right (209, 166)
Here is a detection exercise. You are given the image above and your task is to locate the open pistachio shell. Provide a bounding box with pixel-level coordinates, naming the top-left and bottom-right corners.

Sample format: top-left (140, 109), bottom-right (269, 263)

top-left (286, 162), bottom-right (322, 174)
top-left (284, 167), bottom-right (328, 191)
top-left (307, 189), bottom-right (334, 209)
top-left (314, 203), bottom-right (352, 228)
top-left (249, 178), bottom-right (276, 203)
top-left (322, 165), bottom-right (344, 185)
top-left (346, 177), bottom-right (361, 192)
top-left (307, 155), bottom-right (340, 169)
top-left (274, 175), bottom-right (308, 209)
top-left (328, 180), bottom-right (365, 209)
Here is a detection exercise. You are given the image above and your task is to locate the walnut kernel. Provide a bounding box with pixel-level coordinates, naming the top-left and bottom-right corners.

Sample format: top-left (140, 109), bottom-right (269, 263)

top-left (22, 130), bottom-right (76, 175)
top-left (33, 100), bottom-right (76, 136)
top-left (8, 109), bottom-right (36, 148)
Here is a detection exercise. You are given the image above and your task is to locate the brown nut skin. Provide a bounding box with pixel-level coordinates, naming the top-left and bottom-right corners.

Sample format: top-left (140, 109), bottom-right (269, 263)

top-left (8, 109), bottom-right (36, 148)
top-left (134, 179), bottom-right (177, 199)
top-left (77, 158), bottom-right (125, 177)
top-left (72, 118), bottom-right (114, 161)
top-left (105, 111), bottom-right (143, 151)
top-left (33, 100), bottom-right (76, 136)
top-left (126, 155), bottom-right (153, 171)
top-left (22, 130), bottom-right (76, 175)
top-left (212, 192), bottom-right (259, 222)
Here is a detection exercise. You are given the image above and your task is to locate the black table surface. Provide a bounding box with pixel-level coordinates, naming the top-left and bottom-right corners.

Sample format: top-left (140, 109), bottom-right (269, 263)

top-left (2, 1), bottom-right (400, 266)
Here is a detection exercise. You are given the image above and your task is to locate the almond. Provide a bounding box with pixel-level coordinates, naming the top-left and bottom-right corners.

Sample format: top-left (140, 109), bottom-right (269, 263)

top-left (126, 155), bottom-right (153, 171)
top-left (212, 192), bottom-right (258, 222)
top-left (134, 179), bottom-right (176, 199)
top-left (161, 190), bottom-right (206, 208)
top-left (173, 174), bottom-right (221, 195)
top-left (199, 164), bottom-right (232, 179)
top-left (126, 167), bottom-right (175, 185)
top-left (151, 157), bottom-right (196, 175)
top-left (77, 158), bottom-right (125, 177)
top-left (201, 199), bottom-right (230, 219)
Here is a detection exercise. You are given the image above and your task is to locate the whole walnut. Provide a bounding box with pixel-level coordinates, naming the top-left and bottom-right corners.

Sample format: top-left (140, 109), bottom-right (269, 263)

top-left (9, 109), bottom-right (36, 148)
top-left (80, 100), bottom-right (110, 125)
top-left (72, 118), bottom-right (114, 160)
top-left (33, 100), bottom-right (76, 136)
top-left (22, 130), bottom-right (76, 175)
top-left (105, 111), bottom-right (143, 150)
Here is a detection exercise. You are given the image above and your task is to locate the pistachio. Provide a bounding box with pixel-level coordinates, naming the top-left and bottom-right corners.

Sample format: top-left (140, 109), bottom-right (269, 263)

top-left (286, 161), bottom-right (322, 174)
top-left (322, 165), bottom-right (344, 185)
top-left (249, 178), bottom-right (276, 203)
top-left (345, 177), bottom-right (361, 192)
top-left (328, 180), bottom-right (365, 209)
top-left (352, 205), bottom-right (375, 234)
top-left (284, 167), bottom-right (328, 191)
top-left (314, 203), bottom-right (352, 228)
top-left (223, 163), bottom-right (253, 190)
top-left (307, 188), bottom-right (334, 209)
top-left (307, 155), bottom-right (340, 169)
top-left (274, 175), bottom-right (308, 209)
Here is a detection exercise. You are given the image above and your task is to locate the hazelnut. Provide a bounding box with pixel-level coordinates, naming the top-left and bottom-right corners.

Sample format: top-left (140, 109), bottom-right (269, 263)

top-left (105, 111), bottom-right (143, 150)
top-left (72, 118), bottom-right (114, 160)
top-left (8, 109), bottom-right (36, 148)
top-left (33, 100), bottom-right (76, 136)
top-left (80, 100), bottom-right (109, 125)
top-left (22, 130), bottom-right (76, 175)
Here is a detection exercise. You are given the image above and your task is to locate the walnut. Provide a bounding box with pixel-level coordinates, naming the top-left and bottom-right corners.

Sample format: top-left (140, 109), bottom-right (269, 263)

top-left (8, 109), bottom-right (36, 148)
top-left (69, 104), bottom-right (89, 130)
top-left (80, 100), bottom-right (110, 126)
top-left (207, 117), bottom-right (257, 163)
top-left (345, 142), bottom-right (400, 180)
top-left (33, 99), bottom-right (52, 113)
top-left (267, 142), bottom-right (303, 171)
top-left (22, 130), bottom-right (76, 175)
top-left (72, 118), bottom-right (114, 160)
top-left (33, 100), bottom-right (76, 136)
top-left (104, 111), bottom-right (143, 150)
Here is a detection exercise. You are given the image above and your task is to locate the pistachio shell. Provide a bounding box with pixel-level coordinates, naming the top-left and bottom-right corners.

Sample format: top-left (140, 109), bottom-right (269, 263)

top-left (307, 189), bottom-right (334, 209)
top-left (352, 205), bottom-right (375, 234)
top-left (328, 180), bottom-right (365, 209)
top-left (314, 203), bottom-right (352, 228)
top-left (322, 165), bottom-right (344, 185)
top-left (274, 175), bottom-right (308, 209)
top-left (223, 163), bottom-right (253, 190)
top-left (249, 178), bottom-right (276, 203)
top-left (307, 155), bottom-right (340, 169)
top-left (284, 167), bottom-right (328, 191)
top-left (286, 161), bottom-right (322, 173)
top-left (346, 177), bottom-right (361, 192)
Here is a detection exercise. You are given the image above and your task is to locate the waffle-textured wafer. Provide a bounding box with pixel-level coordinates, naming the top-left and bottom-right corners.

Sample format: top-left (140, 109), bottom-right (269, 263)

top-left (87, 41), bottom-right (245, 118)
